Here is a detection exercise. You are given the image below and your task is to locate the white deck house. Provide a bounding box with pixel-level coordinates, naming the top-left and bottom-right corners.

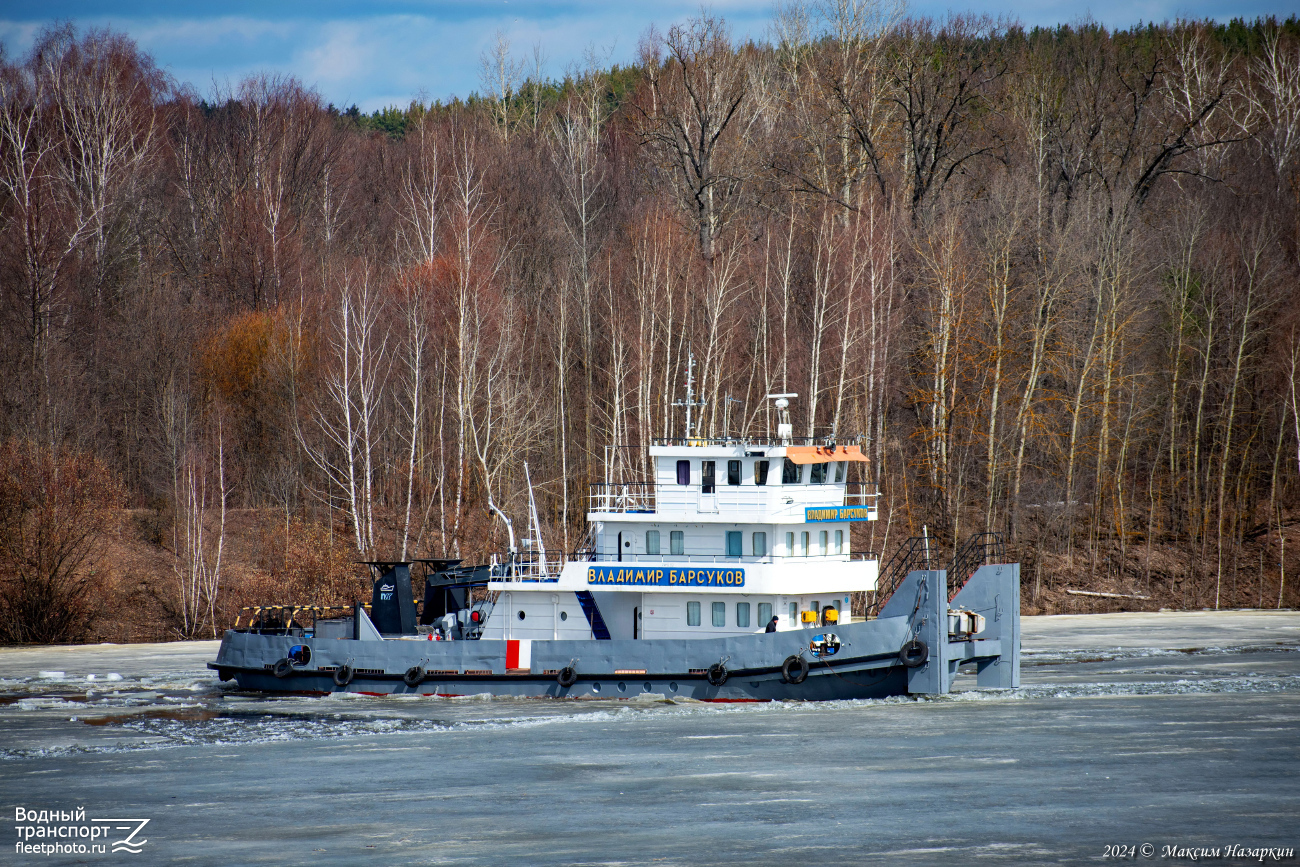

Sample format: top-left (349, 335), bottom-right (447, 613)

top-left (484, 434), bottom-right (880, 643)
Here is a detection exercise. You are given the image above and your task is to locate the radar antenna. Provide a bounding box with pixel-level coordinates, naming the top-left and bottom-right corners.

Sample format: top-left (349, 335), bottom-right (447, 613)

top-left (766, 392), bottom-right (798, 445)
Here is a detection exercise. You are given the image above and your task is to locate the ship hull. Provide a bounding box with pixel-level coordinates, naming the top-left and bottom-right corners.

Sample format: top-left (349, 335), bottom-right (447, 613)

top-left (210, 564), bottom-right (1021, 701)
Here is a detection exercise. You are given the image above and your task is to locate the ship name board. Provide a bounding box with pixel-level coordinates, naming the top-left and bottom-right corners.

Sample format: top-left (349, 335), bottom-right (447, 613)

top-left (587, 566), bottom-right (745, 587)
top-left (805, 506), bottom-right (876, 522)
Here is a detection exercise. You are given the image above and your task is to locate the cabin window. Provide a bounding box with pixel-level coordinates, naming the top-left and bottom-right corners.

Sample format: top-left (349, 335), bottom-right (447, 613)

top-left (834, 461), bottom-right (845, 483)
top-left (701, 460), bottom-right (715, 494)
top-left (646, 530), bottom-right (661, 555)
top-left (712, 601), bottom-right (726, 627)
top-left (789, 601), bottom-right (798, 623)
top-left (736, 602), bottom-right (750, 628)
top-left (687, 601), bottom-right (701, 626)
top-left (800, 531), bottom-right (810, 556)
top-left (727, 460), bottom-right (741, 485)
top-left (726, 531), bottom-right (742, 557)
top-left (834, 529), bottom-right (844, 554)
top-left (819, 530), bottom-right (828, 555)
top-left (752, 532), bottom-right (767, 557)
top-left (810, 462), bottom-right (829, 484)
top-left (676, 460), bottom-right (691, 486)
top-left (670, 530), bottom-right (684, 556)
top-left (782, 458), bottom-right (800, 484)
top-left (754, 460), bottom-right (770, 485)
top-left (758, 602), bottom-right (772, 625)
top-left (785, 531), bottom-right (794, 556)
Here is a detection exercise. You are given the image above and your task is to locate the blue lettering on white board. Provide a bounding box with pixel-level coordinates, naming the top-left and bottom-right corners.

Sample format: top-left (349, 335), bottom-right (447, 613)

top-left (586, 566), bottom-right (745, 587)
top-left (805, 506), bottom-right (876, 522)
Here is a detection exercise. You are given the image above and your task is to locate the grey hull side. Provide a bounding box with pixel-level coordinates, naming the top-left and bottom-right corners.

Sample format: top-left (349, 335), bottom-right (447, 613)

top-left (210, 564), bottom-right (1020, 701)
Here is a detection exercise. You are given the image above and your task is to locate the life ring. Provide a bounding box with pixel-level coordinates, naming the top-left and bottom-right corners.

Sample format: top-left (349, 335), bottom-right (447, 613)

top-left (706, 663), bottom-right (728, 686)
top-left (781, 655), bottom-right (809, 684)
top-left (557, 666), bottom-right (578, 688)
top-left (403, 665), bottom-right (425, 688)
top-left (333, 665), bottom-right (354, 687)
top-left (272, 658), bottom-right (294, 678)
top-left (899, 638), bottom-right (929, 668)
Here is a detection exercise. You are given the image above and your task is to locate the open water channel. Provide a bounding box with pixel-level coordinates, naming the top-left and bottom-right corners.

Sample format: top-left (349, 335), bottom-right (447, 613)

top-left (1, 610), bottom-right (1298, 864)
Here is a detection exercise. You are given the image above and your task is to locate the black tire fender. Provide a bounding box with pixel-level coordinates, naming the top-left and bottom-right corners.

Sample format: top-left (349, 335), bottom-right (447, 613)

top-left (272, 658), bottom-right (294, 679)
top-left (217, 668), bottom-right (234, 682)
top-left (557, 666), bottom-right (578, 688)
top-left (332, 665), bottom-right (354, 687)
top-left (706, 662), bottom-right (728, 686)
top-left (403, 665), bottom-right (425, 688)
top-left (899, 638), bottom-right (929, 669)
top-left (781, 655), bottom-right (809, 684)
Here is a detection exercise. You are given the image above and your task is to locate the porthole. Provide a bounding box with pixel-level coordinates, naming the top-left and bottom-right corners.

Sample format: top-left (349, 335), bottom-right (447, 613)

top-left (517, 610), bottom-right (526, 621)
top-left (591, 683), bottom-right (601, 693)
top-left (617, 681), bottom-right (627, 693)
top-left (668, 681), bottom-right (678, 692)
top-left (559, 611), bottom-right (568, 621)
top-left (644, 682), bottom-right (653, 692)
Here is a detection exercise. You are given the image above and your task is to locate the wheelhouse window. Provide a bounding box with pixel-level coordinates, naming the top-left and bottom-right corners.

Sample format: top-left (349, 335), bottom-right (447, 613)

top-left (754, 460), bottom-right (770, 485)
top-left (736, 602), bottom-right (750, 628)
top-left (676, 460), bottom-right (690, 486)
top-left (758, 602), bottom-right (772, 625)
top-left (819, 530), bottom-right (828, 555)
top-left (834, 461), bottom-right (845, 483)
top-left (687, 601), bottom-right (701, 626)
top-left (810, 462), bottom-right (829, 484)
top-left (752, 532), bottom-right (767, 557)
top-left (670, 530), bottom-right (684, 555)
top-left (834, 529), bottom-right (843, 555)
top-left (785, 531), bottom-right (794, 556)
top-left (701, 461), bottom-right (716, 493)
top-left (712, 601), bottom-right (726, 627)
top-left (726, 531), bottom-right (742, 557)
top-left (782, 458), bottom-right (800, 484)
top-left (727, 460), bottom-right (741, 485)
top-left (801, 532), bottom-right (810, 556)
top-left (646, 530), bottom-right (661, 555)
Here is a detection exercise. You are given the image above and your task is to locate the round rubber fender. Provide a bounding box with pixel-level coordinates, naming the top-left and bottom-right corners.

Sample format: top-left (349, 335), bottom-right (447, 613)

top-left (403, 665), bottom-right (425, 688)
top-left (781, 655), bottom-right (809, 684)
top-left (332, 664), bottom-right (354, 687)
top-left (272, 658), bottom-right (294, 679)
top-left (557, 666), bottom-right (578, 688)
top-left (899, 638), bottom-right (929, 669)
top-left (706, 662), bottom-right (728, 687)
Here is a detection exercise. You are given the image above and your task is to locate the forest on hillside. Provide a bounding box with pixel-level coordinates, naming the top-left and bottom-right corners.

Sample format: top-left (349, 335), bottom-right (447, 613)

top-left (3, 9), bottom-right (1300, 642)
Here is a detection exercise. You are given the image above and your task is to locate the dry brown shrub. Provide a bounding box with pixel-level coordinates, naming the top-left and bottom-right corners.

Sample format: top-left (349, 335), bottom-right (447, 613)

top-left (0, 440), bottom-right (123, 643)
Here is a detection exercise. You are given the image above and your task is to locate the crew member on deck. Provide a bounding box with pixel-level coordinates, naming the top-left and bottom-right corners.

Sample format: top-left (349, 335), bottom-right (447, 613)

top-left (765, 615), bottom-right (779, 633)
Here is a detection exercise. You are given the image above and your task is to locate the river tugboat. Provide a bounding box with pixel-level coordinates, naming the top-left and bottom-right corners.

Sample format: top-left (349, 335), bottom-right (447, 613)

top-left (211, 368), bottom-right (1020, 700)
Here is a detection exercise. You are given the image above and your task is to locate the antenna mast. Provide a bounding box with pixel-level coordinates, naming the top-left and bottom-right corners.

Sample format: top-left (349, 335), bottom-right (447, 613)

top-left (523, 462), bottom-right (548, 577)
top-left (672, 354), bottom-right (707, 439)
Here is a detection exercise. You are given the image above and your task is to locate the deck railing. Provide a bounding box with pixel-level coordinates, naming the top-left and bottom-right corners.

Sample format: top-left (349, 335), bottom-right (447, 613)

top-left (588, 483), bottom-right (655, 513)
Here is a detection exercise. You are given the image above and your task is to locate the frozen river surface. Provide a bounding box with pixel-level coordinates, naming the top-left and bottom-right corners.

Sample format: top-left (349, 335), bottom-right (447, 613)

top-left (2, 611), bottom-right (1298, 865)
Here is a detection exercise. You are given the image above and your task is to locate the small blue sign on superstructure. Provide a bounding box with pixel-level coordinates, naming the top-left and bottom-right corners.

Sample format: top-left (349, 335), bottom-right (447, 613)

top-left (587, 566), bottom-right (745, 587)
top-left (805, 506), bottom-right (876, 522)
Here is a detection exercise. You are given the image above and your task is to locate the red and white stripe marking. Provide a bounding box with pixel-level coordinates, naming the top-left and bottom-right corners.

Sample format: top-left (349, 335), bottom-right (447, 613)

top-left (505, 639), bottom-right (532, 671)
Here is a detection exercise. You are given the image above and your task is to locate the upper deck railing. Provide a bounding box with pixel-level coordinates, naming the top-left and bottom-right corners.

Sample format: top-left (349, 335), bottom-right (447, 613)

top-left (588, 481), bottom-right (879, 514)
top-left (651, 435), bottom-right (844, 448)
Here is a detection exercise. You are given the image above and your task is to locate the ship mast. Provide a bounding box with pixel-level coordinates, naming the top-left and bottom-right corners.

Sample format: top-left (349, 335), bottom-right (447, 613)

top-left (672, 354), bottom-right (707, 439)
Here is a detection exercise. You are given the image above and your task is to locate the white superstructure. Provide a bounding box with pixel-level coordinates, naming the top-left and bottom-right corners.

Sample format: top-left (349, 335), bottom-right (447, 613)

top-left (484, 376), bottom-right (880, 643)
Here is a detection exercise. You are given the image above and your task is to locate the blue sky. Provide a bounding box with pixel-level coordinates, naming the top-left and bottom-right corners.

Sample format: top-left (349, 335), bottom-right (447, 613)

top-left (1, 0), bottom-right (1293, 111)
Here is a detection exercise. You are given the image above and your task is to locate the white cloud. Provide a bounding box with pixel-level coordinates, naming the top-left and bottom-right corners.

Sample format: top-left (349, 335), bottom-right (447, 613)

top-left (1, 0), bottom-right (1286, 111)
